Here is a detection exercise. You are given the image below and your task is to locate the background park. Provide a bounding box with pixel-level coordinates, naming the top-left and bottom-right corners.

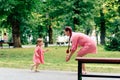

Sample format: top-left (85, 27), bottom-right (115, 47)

top-left (0, 0), bottom-right (120, 76)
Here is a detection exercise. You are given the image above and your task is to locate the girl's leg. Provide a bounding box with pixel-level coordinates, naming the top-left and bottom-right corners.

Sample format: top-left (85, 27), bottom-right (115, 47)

top-left (35, 63), bottom-right (40, 72)
top-left (31, 64), bottom-right (35, 70)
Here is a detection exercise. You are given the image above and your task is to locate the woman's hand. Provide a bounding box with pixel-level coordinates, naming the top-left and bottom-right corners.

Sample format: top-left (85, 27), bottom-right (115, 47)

top-left (66, 54), bottom-right (71, 62)
top-left (66, 49), bottom-right (69, 54)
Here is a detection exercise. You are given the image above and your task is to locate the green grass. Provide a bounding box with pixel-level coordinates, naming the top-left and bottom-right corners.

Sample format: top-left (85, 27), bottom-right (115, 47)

top-left (0, 45), bottom-right (120, 73)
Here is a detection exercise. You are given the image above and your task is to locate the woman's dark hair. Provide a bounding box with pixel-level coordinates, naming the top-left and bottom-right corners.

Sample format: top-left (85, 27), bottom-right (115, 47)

top-left (64, 26), bottom-right (72, 54)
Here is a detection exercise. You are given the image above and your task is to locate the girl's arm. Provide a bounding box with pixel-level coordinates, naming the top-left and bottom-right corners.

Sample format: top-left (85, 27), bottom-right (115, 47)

top-left (43, 49), bottom-right (49, 53)
top-left (34, 47), bottom-right (40, 57)
top-left (35, 52), bottom-right (39, 57)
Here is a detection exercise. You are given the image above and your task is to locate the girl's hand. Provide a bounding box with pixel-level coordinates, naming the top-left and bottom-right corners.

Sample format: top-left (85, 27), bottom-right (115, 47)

top-left (36, 53), bottom-right (40, 57)
top-left (45, 49), bottom-right (49, 52)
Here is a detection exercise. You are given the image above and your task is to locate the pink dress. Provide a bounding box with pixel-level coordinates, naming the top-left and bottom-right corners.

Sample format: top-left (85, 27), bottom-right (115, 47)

top-left (33, 46), bottom-right (44, 64)
top-left (70, 32), bottom-right (97, 56)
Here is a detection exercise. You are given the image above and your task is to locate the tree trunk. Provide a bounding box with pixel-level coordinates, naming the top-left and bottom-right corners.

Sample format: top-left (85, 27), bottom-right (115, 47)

top-left (11, 20), bottom-right (22, 48)
top-left (48, 25), bottom-right (53, 44)
top-left (73, 0), bottom-right (80, 31)
top-left (100, 9), bottom-right (106, 45)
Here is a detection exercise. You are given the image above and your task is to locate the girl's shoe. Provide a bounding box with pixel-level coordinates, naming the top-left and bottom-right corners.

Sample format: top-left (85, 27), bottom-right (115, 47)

top-left (34, 70), bottom-right (39, 72)
top-left (30, 65), bottom-right (34, 70)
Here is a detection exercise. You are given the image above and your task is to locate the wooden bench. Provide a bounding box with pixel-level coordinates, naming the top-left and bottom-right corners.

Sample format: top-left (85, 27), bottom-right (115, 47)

top-left (0, 42), bottom-right (14, 48)
top-left (76, 57), bottom-right (120, 80)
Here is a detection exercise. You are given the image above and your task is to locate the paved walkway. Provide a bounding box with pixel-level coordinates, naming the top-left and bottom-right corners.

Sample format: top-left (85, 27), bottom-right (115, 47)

top-left (0, 68), bottom-right (77, 80)
top-left (0, 68), bottom-right (119, 80)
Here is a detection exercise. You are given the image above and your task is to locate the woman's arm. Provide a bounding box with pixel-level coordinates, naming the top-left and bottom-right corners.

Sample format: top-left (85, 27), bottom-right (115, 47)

top-left (66, 49), bottom-right (75, 62)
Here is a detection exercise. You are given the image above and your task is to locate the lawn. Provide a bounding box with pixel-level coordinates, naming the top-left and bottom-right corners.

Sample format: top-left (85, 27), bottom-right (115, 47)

top-left (0, 45), bottom-right (120, 73)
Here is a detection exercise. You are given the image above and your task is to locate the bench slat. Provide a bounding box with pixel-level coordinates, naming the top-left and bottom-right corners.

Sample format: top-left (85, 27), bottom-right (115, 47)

top-left (82, 74), bottom-right (120, 78)
top-left (76, 57), bottom-right (120, 63)
top-left (0, 42), bottom-right (14, 48)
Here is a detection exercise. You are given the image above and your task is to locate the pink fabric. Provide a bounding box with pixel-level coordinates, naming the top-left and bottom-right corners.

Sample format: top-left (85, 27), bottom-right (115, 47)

top-left (70, 32), bottom-right (97, 55)
top-left (33, 46), bottom-right (45, 64)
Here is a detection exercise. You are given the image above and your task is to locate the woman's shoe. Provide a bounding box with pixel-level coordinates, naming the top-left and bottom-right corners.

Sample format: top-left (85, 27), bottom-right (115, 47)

top-left (82, 71), bottom-right (87, 75)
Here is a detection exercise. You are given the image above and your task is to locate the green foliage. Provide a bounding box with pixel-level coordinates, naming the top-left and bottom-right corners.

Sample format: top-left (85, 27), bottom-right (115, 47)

top-left (104, 0), bottom-right (120, 51)
top-left (42, 0), bottom-right (96, 32)
top-left (105, 32), bottom-right (120, 51)
top-left (0, 0), bottom-right (45, 45)
top-left (0, 0), bottom-right (120, 49)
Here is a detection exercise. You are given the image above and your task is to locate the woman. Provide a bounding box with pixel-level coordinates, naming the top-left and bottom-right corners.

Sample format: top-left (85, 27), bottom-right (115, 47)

top-left (64, 27), bottom-right (97, 74)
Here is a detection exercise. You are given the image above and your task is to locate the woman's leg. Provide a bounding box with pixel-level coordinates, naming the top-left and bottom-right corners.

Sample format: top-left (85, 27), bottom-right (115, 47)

top-left (77, 47), bottom-right (90, 74)
top-left (82, 64), bottom-right (87, 74)
top-left (77, 43), bottom-right (96, 74)
top-left (77, 53), bottom-right (87, 74)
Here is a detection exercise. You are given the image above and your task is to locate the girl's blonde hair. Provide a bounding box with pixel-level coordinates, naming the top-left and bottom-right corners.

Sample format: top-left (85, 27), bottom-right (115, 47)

top-left (36, 38), bottom-right (43, 46)
top-left (37, 38), bottom-right (43, 43)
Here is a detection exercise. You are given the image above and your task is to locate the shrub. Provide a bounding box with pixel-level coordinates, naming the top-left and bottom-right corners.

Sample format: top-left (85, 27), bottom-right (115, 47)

top-left (105, 32), bottom-right (120, 51)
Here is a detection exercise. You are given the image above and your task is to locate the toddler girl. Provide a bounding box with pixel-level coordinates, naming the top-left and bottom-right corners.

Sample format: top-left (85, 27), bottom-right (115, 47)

top-left (31, 38), bottom-right (48, 72)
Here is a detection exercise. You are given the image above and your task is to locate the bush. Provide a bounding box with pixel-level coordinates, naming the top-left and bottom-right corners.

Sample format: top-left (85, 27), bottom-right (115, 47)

top-left (105, 32), bottom-right (120, 51)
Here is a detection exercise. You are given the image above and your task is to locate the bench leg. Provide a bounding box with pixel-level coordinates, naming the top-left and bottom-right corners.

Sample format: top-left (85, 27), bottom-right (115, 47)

top-left (78, 61), bottom-right (82, 80)
top-left (0, 44), bottom-right (3, 48)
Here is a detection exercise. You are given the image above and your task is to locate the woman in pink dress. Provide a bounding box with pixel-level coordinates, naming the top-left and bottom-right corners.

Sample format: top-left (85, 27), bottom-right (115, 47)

top-left (64, 27), bottom-right (97, 74)
top-left (31, 38), bottom-right (49, 72)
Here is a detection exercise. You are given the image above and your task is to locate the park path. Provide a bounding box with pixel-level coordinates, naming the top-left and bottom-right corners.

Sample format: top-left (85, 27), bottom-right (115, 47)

top-left (0, 68), bottom-right (119, 80)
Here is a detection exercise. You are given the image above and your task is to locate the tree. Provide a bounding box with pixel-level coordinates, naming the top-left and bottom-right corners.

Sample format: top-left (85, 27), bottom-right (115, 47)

top-left (0, 0), bottom-right (41, 47)
top-left (104, 0), bottom-right (120, 51)
top-left (73, 0), bottom-right (95, 34)
top-left (100, 8), bottom-right (106, 45)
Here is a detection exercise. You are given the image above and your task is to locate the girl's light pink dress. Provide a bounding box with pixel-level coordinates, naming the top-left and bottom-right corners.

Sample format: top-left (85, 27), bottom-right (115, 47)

top-left (33, 46), bottom-right (44, 64)
top-left (70, 32), bottom-right (97, 56)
